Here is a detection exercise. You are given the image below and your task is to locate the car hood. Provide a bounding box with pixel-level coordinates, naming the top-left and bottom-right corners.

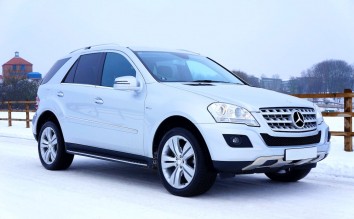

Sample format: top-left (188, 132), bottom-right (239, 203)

top-left (164, 83), bottom-right (314, 111)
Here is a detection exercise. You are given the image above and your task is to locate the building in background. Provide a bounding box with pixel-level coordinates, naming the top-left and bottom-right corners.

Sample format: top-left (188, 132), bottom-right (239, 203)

top-left (281, 80), bottom-right (290, 93)
top-left (260, 77), bottom-right (282, 92)
top-left (2, 52), bottom-right (33, 79)
top-left (1, 51), bottom-right (42, 83)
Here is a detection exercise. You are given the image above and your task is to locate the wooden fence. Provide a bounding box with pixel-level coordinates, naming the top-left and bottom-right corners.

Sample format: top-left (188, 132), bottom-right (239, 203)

top-left (0, 101), bottom-right (36, 128)
top-left (1, 89), bottom-right (353, 151)
top-left (293, 89), bottom-right (353, 152)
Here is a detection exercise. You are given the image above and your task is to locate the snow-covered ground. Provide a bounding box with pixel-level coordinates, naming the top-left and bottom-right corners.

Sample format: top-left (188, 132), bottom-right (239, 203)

top-left (0, 113), bottom-right (353, 219)
top-left (0, 112), bottom-right (35, 140)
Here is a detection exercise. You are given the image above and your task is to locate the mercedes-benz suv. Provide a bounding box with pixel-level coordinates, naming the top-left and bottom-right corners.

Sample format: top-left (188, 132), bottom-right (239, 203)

top-left (33, 44), bottom-right (330, 196)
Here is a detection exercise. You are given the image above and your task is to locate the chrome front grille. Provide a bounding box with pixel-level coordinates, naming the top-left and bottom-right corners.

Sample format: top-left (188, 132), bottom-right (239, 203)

top-left (260, 107), bottom-right (317, 132)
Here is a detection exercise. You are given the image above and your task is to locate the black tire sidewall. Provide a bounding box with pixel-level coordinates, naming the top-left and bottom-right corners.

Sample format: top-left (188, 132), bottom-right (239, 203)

top-left (157, 127), bottom-right (215, 196)
top-left (38, 121), bottom-right (72, 170)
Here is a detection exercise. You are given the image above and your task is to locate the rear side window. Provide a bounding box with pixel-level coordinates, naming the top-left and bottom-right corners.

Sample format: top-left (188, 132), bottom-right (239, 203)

top-left (72, 53), bottom-right (105, 85)
top-left (101, 53), bottom-right (136, 87)
top-left (41, 58), bottom-right (70, 84)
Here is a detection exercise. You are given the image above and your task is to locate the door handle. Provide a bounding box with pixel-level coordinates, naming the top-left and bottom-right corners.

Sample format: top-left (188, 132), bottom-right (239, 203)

top-left (94, 97), bottom-right (104, 104)
top-left (57, 91), bottom-right (64, 97)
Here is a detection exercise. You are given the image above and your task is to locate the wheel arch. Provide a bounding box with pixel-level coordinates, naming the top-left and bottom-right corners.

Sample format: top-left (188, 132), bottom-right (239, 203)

top-left (152, 116), bottom-right (212, 166)
top-left (36, 111), bottom-right (62, 141)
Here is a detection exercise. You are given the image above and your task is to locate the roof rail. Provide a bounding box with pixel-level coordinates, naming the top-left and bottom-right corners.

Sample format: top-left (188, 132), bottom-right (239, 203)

top-left (177, 49), bottom-right (199, 55)
top-left (70, 43), bottom-right (120, 53)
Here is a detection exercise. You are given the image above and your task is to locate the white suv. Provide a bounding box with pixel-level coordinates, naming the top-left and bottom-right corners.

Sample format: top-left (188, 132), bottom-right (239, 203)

top-left (33, 44), bottom-right (330, 196)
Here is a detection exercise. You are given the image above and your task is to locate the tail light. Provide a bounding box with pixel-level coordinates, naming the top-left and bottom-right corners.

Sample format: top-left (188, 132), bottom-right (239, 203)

top-left (36, 96), bottom-right (40, 110)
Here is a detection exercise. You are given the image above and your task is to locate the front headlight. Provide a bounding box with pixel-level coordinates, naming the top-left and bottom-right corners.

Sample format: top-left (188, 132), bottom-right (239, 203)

top-left (208, 103), bottom-right (259, 126)
top-left (314, 104), bottom-right (323, 125)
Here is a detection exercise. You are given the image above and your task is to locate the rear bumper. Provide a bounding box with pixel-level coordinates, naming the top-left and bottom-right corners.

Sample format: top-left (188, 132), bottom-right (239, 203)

top-left (32, 112), bottom-right (38, 141)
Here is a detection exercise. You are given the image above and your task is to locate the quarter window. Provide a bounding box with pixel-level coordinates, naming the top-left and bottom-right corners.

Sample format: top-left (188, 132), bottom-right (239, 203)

top-left (101, 53), bottom-right (136, 87)
top-left (62, 60), bottom-right (78, 83)
top-left (42, 58), bottom-right (70, 84)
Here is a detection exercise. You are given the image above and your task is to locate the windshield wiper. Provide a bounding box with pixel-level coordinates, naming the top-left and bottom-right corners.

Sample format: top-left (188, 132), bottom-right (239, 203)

top-left (192, 80), bottom-right (230, 83)
top-left (191, 80), bottom-right (244, 85)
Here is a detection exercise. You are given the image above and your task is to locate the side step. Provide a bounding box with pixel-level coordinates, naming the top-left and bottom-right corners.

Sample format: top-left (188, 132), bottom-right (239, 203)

top-left (66, 143), bottom-right (150, 167)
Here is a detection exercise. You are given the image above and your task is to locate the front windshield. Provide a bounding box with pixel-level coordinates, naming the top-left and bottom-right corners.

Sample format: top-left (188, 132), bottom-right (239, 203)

top-left (134, 51), bottom-right (244, 84)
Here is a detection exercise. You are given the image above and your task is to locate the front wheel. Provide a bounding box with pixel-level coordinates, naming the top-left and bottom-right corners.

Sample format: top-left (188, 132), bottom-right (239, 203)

top-left (265, 167), bottom-right (312, 182)
top-left (157, 128), bottom-right (216, 197)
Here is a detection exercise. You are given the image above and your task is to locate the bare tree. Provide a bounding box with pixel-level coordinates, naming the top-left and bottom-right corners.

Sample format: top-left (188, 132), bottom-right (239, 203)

top-left (310, 60), bottom-right (353, 93)
top-left (232, 70), bottom-right (260, 87)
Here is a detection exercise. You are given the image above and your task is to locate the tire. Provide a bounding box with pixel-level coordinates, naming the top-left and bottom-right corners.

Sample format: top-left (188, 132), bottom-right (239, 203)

top-left (38, 121), bottom-right (74, 170)
top-left (265, 167), bottom-right (312, 182)
top-left (157, 128), bottom-right (216, 197)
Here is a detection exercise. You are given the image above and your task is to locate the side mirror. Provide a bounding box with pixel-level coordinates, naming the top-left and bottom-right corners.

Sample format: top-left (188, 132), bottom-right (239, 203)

top-left (113, 76), bottom-right (140, 91)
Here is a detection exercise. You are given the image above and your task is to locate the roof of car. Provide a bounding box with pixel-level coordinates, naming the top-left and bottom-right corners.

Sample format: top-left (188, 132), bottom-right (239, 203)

top-left (69, 44), bottom-right (199, 55)
top-left (128, 47), bottom-right (199, 55)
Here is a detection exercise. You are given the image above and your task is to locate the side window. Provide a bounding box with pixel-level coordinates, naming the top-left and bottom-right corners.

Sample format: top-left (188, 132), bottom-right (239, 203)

top-left (101, 53), bottom-right (136, 87)
top-left (73, 53), bottom-right (105, 85)
top-left (42, 58), bottom-right (70, 84)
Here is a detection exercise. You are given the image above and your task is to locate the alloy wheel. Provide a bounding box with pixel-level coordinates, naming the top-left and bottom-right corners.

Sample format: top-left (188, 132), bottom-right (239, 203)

top-left (161, 135), bottom-right (196, 189)
top-left (39, 127), bottom-right (58, 164)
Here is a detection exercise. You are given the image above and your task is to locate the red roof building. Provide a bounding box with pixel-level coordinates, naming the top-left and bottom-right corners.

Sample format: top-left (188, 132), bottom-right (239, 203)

top-left (2, 52), bottom-right (33, 79)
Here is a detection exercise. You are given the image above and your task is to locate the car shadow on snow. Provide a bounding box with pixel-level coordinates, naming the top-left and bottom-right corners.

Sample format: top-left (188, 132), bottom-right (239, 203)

top-left (65, 157), bottom-right (322, 198)
top-left (207, 174), bottom-right (324, 199)
top-left (67, 157), bottom-right (162, 187)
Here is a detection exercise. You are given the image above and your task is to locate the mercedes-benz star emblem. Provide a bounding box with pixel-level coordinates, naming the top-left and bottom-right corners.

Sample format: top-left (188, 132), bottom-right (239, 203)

top-left (292, 111), bottom-right (305, 128)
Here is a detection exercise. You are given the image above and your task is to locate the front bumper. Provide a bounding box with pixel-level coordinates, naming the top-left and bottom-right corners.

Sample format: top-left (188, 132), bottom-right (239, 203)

top-left (213, 152), bottom-right (326, 173)
top-left (197, 121), bottom-right (330, 173)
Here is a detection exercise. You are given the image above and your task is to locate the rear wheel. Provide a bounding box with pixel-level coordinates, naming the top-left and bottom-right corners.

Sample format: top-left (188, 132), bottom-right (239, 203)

top-left (38, 121), bottom-right (74, 170)
top-left (157, 128), bottom-right (216, 197)
top-left (265, 167), bottom-right (312, 182)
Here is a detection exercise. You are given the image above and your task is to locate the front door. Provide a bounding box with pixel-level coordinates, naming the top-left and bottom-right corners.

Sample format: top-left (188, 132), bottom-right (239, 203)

top-left (93, 52), bottom-right (146, 155)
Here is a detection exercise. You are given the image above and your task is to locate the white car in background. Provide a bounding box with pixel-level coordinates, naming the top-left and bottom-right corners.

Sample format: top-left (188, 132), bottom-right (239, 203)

top-left (33, 44), bottom-right (330, 196)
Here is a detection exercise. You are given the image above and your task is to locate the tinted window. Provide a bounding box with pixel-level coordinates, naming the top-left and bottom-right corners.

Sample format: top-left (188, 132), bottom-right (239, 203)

top-left (41, 58), bottom-right (70, 84)
top-left (62, 59), bottom-right (79, 83)
top-left (101, 53), bottom-right (136, 87)
top-left (73, 53), bottom-right (105, 85)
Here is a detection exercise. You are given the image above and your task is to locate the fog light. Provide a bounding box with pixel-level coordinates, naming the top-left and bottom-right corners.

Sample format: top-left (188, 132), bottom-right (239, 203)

top-left (232, 137), bottom-right (241, 144)
top-left (223, 134), bottom-right (253, 148)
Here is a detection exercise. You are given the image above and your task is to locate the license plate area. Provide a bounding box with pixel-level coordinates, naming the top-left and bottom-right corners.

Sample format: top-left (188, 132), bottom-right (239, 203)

top-left (285, 147), bottom-right (317, 161)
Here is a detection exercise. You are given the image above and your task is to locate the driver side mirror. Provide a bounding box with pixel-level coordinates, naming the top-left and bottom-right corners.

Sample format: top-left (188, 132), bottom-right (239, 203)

top-left (113, 76), bottom-right (140, 91)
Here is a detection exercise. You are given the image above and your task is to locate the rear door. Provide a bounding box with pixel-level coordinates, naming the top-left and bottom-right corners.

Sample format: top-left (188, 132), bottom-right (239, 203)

top-left (59, 52), bottom-right (106, 147)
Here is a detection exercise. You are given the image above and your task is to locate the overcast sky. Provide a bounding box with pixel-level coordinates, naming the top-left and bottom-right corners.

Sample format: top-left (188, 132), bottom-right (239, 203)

top-left (1, 0), bottom-right (353, 80)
